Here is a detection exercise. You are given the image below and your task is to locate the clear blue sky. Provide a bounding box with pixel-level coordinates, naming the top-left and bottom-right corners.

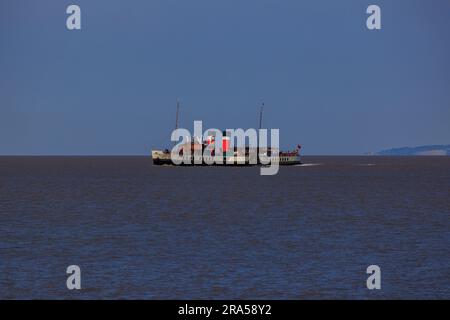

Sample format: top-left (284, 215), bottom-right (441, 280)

top-left (1, 0), bottom-right (449, 155)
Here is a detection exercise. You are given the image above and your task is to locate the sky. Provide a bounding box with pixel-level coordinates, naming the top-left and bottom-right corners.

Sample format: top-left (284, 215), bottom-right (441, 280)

top-left (1, 0), bottom-right (449, 155)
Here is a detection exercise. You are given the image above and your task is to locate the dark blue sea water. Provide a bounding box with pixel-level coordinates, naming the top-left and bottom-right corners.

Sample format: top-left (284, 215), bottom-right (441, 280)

top-left (0, 156), bottom-right (449, 299)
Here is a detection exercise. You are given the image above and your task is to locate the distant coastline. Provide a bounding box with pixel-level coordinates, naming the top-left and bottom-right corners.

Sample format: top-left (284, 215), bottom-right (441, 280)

top-left (375, 144), bottom-right (450, 156)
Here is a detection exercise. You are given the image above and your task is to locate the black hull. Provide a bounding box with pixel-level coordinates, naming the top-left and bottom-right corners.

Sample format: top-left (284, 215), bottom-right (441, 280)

top-left (152, 158), bottom-right (301, 166)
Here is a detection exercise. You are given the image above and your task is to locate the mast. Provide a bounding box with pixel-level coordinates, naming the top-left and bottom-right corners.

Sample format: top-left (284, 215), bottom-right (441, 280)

top-left (175, 98), bottom-right (180, 130)
top-left (259, 102), bottom-right (264, 129)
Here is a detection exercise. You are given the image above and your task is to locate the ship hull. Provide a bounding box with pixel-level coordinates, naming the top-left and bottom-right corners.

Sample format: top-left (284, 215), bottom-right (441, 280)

top-left (151, 150), bottom-right (301, 166)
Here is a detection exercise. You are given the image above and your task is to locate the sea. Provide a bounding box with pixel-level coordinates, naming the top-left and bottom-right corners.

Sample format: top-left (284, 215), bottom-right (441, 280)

top-left (0, 156), bottom-right (449, 299)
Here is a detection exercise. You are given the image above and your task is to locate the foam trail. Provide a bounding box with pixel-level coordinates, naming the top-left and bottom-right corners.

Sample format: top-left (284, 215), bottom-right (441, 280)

top-left (294, 163), bottom-right (322, 167)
